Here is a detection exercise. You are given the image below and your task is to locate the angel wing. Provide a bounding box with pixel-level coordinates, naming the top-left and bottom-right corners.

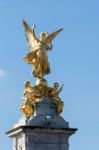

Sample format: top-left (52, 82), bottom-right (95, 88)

top-left (23, 20), bottom-right (39, 51)
top-left (45, 28), bottom-right (63, 43)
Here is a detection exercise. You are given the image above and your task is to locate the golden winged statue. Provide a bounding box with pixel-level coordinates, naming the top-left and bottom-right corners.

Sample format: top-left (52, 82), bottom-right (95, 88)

top-left (23, 20), bottom-right (63, 79)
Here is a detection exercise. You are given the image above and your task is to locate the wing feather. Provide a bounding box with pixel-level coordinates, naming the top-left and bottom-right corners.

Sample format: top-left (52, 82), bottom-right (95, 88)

top-left (45, 28), bottom-right (63, 43)
top-left (23, 20), bottom-right (39, 51)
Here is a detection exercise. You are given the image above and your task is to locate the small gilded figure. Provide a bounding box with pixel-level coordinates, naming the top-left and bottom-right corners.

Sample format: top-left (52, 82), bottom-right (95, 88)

top-left (52, 83), bottom-right (64, 101)
top-left (20, 81), bottom-right (42, 116)
top-left (21, 79), bottom-right (49, 116)
top-left (52, 83), bottom-right (64, 114)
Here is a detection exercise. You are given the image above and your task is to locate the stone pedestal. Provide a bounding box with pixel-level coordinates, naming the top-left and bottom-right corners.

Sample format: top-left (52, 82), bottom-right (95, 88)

top-left (6, 97), bottom-right (77, 150)
top-left (6, 126), bottom-right (77, 150)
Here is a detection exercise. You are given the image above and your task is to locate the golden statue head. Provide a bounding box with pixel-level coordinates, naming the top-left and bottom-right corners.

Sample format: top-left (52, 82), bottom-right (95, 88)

top-left (24, 81), bottom-right (31, 87)
top-left (40, 32), bottom-right (48, 41)
top-left (54, 82), bottom-right (59, 89)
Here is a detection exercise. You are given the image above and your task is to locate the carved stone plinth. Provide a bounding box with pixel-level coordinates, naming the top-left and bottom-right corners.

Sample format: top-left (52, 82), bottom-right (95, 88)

top-left (6, 126), bottom-right (77, 150)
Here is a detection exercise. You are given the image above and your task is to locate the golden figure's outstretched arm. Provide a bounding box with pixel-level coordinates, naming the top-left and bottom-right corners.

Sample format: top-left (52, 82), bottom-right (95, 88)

top-left (45, 28), bottom-right (63, 43)
top-left (32, 25), bottom-right (39, 43)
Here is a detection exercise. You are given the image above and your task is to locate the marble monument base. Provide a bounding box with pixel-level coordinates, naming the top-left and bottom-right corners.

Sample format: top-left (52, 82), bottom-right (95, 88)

top-left (6, 126), bottom-right (77, 150)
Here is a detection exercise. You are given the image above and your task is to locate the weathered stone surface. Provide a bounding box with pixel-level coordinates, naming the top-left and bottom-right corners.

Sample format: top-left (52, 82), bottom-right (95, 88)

top-left (28, 115), bottom-right (69, 128)
top-left (6, 126), bottom-right (77, 150)
top-left (6, 97), bottom-right (77, 150)
top-left (14, 97), bottom-right (69, 129)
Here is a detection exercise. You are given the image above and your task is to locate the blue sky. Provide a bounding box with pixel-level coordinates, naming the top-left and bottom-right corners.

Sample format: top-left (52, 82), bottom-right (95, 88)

top-left (0, 0), bottom-right (99, 149)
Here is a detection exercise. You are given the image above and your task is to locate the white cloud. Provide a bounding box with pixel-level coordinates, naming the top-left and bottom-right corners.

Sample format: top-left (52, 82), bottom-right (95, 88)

top-left (0, 69), bottom-right (6, 79)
